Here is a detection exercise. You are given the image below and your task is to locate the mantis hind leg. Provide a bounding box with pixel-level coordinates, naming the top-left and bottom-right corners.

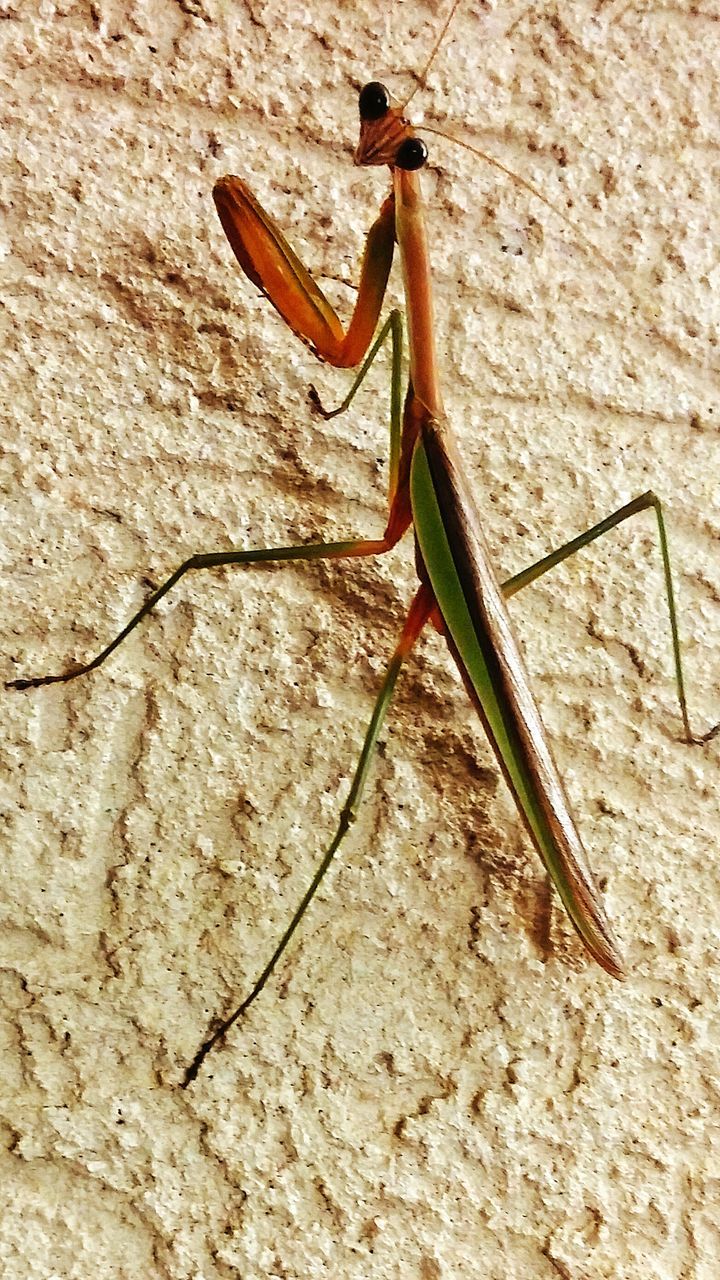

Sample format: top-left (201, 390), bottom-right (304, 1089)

top-left (181, 583), bottom-right (434, 1086)
top-left (501, 490), bottom-right (718, 746)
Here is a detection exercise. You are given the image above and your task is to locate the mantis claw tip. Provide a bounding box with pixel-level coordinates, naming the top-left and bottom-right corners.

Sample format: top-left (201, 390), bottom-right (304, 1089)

top-left (6, 670), bottom-right (76, 691)
top-left (685, 720), bottom-right (720, 747)
top-left (308, 384), bottom-right (331, 418)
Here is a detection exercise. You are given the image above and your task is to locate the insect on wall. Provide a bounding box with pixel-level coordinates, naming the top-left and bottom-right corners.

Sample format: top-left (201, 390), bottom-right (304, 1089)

top-left (3, 12), bottom-right (720, 1274)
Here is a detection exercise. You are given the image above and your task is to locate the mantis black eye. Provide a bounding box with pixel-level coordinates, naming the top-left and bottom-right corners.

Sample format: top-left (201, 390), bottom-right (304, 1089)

top-left (359, 81), bottom-right (391, 121)
top-left (395, 137), bottom-right (428, 171)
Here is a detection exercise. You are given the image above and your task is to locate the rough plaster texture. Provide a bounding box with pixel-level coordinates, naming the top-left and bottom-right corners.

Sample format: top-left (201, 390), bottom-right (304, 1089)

top-left (2, 1), bottom-right (720, 1276)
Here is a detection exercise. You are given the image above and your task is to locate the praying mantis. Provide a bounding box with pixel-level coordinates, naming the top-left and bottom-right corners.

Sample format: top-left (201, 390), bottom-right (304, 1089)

top-left (6, 1), bottom-right (717, 1089)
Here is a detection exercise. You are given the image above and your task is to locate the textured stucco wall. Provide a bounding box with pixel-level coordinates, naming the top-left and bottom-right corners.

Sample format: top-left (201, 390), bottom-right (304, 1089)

top-left (2, 1), bottom-right (720, 1277)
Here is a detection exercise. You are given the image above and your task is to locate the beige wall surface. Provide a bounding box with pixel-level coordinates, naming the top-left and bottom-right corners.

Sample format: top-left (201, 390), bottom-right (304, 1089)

top-left (2, 1), bottom-right (719, 1276)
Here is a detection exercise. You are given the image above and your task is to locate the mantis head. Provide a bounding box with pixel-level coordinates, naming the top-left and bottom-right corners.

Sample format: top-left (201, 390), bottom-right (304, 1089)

top-left (355, 82), bottom-right (428, 172)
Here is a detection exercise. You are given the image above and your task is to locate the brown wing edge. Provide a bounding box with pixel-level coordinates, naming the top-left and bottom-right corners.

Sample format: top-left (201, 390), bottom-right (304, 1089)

top-left (420, 418), bottom-right (625, 979)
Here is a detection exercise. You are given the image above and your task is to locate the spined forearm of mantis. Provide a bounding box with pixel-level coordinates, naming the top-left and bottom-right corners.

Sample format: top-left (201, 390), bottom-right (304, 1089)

top-left (7, 69), bottom-right (719, 1087)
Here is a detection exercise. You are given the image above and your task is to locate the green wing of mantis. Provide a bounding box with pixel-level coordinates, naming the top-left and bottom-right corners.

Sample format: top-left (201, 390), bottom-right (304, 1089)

top-left (410, 420), bottom-right (625, 979)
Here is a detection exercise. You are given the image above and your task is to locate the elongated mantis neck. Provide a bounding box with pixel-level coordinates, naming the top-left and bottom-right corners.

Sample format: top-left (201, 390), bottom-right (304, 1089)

top-left (394, 168), bottom-right (444, 420)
